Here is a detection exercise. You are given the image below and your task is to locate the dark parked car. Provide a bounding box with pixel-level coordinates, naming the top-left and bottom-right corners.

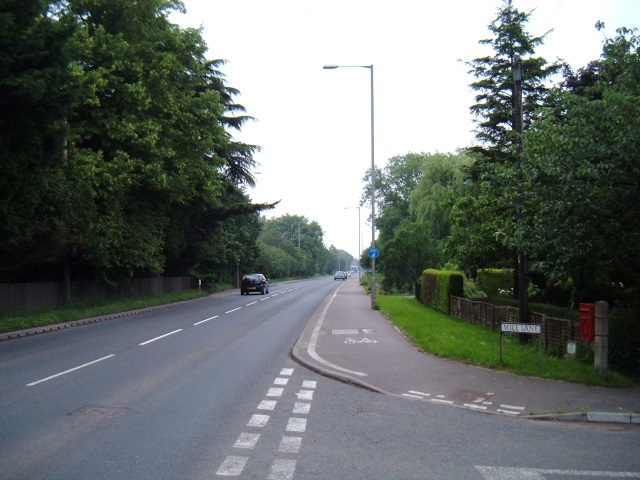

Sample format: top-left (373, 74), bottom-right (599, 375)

top-left (241, 273), bottom-right (269, 295)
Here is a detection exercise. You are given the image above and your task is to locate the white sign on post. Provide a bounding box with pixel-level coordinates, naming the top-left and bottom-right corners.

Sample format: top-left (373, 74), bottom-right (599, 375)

top-left (501, 323), bottom-right (541, 334)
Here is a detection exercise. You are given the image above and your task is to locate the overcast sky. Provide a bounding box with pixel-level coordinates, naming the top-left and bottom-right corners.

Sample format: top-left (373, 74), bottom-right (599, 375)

top-left (172, 0), bottom-right (639, 259)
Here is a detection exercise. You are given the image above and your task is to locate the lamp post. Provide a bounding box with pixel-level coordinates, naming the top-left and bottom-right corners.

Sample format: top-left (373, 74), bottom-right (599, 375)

top-left (512, 55), bottom-right (528, 328)
top-left (345, 206), bottom-right (361, 279)
top-left (324, 64), bottom-right (376, 308)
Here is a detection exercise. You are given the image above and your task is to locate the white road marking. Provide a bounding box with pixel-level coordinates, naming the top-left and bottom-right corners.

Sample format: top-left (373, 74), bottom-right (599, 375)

top-left (306, 287), bottom-right (368, 377)
top-left (234, 432), bottom-right (260, 449)
top-left (286, 417), bottom-right (307, 432)
top-left (476, 466), bottom-right (640, 479)
top-left (500, 404), bottom-right (525, 410)
top-left (246, 301), bottom-right (258, 306)
top-left (279, 436), bottom-right (302, 453)
top-left (296, 390), bottom-right (314, 400)
top-left (225, 307), bottom-right (242, 314)
top-left (267, 387), bottom-right (284, 397)
top-left (268, 459), bottom-right (296, 480)
top-left (432, 398), bottom-right (454, 404)
top-left (403, 393), bottom-right (424, 399)
top-left (293, 402), bottom-right (311, 414)
top-left (247, 414), bottom-right (270, 427)
top-left (258, 400), bottom-right (277, 411)
top-left (409, 390), bottom-right (430, 396)
top-left (139, 329), bottom-right (183, 346)
top-left (496, 409), bottom-right (521, 415)
top-left (193, 315), bottom-right (218, 325)
top-left (464, 403), bottom-right (488, 410)
top-left (302, 380), bottom-right (317, 388)
top-left (26, 354), bottom-right (116, 386)
top-left (274, 377), bottom-right (289, 385)
top-left (216, 455), bottom-right (248, 476)
top-left (280, 368), bottom-right (294, 376)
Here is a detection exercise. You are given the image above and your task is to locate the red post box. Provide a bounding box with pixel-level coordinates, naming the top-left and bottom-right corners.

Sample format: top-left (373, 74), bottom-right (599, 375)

top-left (579, 303), bottom-right (595, 342)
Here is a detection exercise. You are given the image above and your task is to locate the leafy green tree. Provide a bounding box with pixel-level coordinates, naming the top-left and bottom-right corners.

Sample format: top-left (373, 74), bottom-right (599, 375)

top-left (0, 0), bottom-right (76, 280)
top-left (360, 153), bottom-right (424, 246)
top-left (381, 222), bottom-right (437, 293)
top-left (521, 27), bottom-right (640, 305)
top-left (410, 152), bottom-right (474, 259)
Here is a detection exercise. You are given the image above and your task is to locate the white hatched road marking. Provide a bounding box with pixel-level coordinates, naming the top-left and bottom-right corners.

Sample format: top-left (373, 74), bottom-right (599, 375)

top-left (216, 455), bottom-right (248, 476)
top-left (279, 436), bottom-right (302, 453)
top-left (215, 368), bottom-right (318, 479)
top-left (267, 387), bottom-right (284, 397)
top-left (247, 414), bottom-right (270, 427)
top-left (258, 400), bottom-right (277, 411)
top-left (296, 390), bottom-right (314, 400)
top-left (234, 432), bottom-right (260, 449)
top-left (293, 402), bottom-right (311, 414)
top-left (268, 459), bottom-right (296, 480)
top-left (286, 417), bottom-right (307, 433)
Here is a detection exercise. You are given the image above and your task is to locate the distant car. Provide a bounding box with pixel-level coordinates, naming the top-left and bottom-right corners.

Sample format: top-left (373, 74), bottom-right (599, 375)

top-left (241, 273), bottom-right (269, 294)
top-left (334, 270), bottom-right (347, 280)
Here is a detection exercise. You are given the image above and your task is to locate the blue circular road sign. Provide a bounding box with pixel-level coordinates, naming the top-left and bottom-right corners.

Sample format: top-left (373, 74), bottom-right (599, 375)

top-left (368, 247), bottom-right (380, 259)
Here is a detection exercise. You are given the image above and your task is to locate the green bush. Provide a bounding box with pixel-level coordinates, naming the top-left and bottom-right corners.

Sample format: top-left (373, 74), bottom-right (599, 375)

top-left (477, 268), bottom-right (513, 299)
top-left (422, 269), bottom-right (464, 314)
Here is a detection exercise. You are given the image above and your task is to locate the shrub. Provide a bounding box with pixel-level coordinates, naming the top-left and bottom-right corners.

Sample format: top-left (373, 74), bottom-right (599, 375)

top-left (422, 269), bottom-right (464, 314)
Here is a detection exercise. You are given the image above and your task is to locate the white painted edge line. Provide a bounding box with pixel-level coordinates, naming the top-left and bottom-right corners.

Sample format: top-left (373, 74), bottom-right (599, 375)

top-left (464, 403), bottom-right (488, 410)
top-left (139, 329), bottom-right (183, 346)
top-left (307, 285), bottom-right (367, 377)
top-left (225, 307), bottom-right (242, 314)
top-left (194, 315), bottom-right (219, 326)
top-left (431, 398), bottom-right (454, 404)
top-left (403, 393), bottom-right (424, 399)
top-left (500, 404), bottom-right (525, 410)
top-left (26, 354), bottom-right (116, 386)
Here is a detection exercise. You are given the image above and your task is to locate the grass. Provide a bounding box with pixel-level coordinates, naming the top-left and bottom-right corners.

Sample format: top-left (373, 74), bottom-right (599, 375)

top-left (0, 290), bottom-right (209, 334)
top-left (375, 295), bottom-right (638, 388)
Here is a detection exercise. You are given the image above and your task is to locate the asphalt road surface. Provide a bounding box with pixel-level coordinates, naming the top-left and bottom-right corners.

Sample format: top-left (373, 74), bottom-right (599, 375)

top-left (1, 277), bottom-right (639, 479)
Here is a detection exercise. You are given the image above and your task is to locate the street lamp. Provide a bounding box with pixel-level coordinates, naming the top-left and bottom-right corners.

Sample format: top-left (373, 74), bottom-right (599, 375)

top-left (345, 206), bottom-right (361, 279)
top-left (324, 64), bottom-right (376, 308)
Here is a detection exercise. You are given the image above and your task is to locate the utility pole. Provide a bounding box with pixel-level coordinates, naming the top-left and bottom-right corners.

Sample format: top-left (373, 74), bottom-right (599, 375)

top-left (513, 55), bottom-right (528, 328)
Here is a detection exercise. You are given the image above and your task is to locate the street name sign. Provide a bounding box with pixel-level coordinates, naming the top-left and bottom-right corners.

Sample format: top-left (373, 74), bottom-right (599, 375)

top-left (501, 323), bottom-right (541, 334)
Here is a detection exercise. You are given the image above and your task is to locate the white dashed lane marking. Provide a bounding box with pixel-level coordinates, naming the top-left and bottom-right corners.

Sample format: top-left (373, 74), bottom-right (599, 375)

top-left (215, 368), bottom-right (318, 478)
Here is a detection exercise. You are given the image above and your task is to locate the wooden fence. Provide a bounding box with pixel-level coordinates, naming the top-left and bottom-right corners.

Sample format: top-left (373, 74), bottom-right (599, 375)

top-left (450, 296), bottom-right (579, 353)
top-left (0, 277), bottom-right (191, 316)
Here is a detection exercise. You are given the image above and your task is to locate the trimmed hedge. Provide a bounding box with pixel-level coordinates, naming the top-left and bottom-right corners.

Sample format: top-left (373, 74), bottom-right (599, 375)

top-left (476, 268), bottom-right (513, 299)
top-left (422, 269), bottom-right (464, 314)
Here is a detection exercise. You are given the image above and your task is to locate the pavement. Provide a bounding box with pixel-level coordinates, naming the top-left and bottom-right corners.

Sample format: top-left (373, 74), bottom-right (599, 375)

top-left (292, 278), bottom-right (640, 424)
top-left (3, 279), bottom-right (639, 424)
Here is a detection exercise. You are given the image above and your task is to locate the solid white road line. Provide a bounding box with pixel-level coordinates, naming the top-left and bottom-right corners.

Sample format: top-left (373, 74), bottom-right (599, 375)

top-left (26, 354), bottom-right (116, 386)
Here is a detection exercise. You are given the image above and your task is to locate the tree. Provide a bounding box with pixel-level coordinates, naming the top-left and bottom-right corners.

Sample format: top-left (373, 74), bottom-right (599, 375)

top-left (521, 27), bottom-right (640, 305)
top-left (0, 0), bottom-right (76, 280)
top-left (452, 0), bottom-right (560, 274)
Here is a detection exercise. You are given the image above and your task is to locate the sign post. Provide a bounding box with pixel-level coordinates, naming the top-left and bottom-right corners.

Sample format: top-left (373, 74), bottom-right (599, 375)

top-left (500, 322), bottom-right (543, 369)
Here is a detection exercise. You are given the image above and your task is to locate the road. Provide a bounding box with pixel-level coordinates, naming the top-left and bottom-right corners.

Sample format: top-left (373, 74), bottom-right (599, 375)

top-left (1, 277), bottom-right (639, 479)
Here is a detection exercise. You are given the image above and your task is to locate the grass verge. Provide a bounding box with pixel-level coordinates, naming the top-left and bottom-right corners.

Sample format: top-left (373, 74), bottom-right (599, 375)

top-left (0, 290), bottom-right (209, 334)
top-left (376, 295), bottom-right (637, 388)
